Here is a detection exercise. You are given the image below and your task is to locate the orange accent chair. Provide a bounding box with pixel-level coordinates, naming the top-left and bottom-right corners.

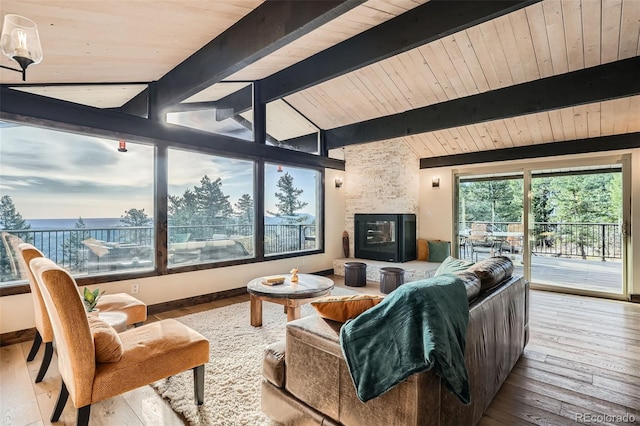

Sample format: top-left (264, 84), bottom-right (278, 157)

top-left (28, 254), bottom-right (209, 426)
top-left (7, 234), bottom-right (147, 383)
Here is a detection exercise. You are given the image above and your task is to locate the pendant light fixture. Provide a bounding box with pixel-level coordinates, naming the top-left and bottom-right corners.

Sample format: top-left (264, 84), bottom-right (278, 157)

top-left (0, 14), bottom-right (43, 81)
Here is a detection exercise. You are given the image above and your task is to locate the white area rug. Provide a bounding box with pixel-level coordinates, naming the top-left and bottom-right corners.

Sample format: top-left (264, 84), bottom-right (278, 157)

top-left (152, 287), bottom-right (354, 425)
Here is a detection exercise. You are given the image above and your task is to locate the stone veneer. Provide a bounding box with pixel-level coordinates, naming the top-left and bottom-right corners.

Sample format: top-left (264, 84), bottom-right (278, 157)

top-left (342, 139), bottom-right (420, 257)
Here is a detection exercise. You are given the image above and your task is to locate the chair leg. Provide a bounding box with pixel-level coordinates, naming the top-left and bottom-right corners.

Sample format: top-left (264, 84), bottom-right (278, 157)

top-left (77, 405), bottom-right (91, 426)
top-left (134, 322), bottom-right (143, 327)
top-left (51, 380), bottom-right (69, 422)
top-left (193, 364), bottom-right (205, 405)
top-left (35, 342), bottom-right (54, 383)
top-left (27, 330), bottom-right (42, 362)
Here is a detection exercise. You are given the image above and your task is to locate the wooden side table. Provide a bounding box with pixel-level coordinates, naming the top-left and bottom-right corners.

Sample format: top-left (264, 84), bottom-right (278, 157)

top-left (246, 274), bottom-right (334, 327)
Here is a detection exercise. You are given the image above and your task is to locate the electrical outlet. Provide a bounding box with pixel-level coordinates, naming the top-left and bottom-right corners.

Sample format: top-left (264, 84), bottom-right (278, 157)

top-left (131, 283), bottom-right (140, 294)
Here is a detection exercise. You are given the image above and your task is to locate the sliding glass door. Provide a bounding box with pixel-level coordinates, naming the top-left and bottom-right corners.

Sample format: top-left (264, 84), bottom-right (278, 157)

top-left (529, 162), bottom-right (627, 296)
top-left (455, 155), bottom-right (630, 299)
top-left (456, 172), bottom-right (524, 278)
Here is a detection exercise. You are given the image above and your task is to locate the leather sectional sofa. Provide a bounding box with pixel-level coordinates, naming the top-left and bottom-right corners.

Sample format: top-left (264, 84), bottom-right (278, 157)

top-left (261, 257), bottom-right (529, 425)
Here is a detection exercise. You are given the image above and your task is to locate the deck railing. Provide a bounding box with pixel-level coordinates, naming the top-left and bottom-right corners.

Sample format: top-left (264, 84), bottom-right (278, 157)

top-left (0, 223), bottom-right (316, 284)
top-left (459, 221), bottom-right (622, 260)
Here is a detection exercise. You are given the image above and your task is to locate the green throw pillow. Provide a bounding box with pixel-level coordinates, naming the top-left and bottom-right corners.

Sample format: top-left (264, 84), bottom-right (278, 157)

top-left (427, 240), bottom-right (451, 262)
top-left (434, 256), bottom-right (474, 276)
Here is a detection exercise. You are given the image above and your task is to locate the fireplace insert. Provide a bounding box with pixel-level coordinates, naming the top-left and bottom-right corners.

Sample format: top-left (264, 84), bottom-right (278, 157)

top-left (354, 213), bottom-right (416, 262)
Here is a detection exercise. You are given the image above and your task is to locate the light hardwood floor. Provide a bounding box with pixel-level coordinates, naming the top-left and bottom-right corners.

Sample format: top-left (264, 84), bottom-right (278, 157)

top-left (1, 276), bottom-right (639, 425)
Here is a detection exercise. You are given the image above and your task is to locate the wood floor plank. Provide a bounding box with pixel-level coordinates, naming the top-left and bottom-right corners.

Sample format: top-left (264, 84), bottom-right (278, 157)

top-left (489, 392), bottom-right (571, 425)
top-left (505, 371), bottom-right (638, 420)
top-left (120, 386), bottom-right (186, 426)
top-left (0, 345), bottom-right (41, 426)
top-left (543, 354), bottom-right (639, 388)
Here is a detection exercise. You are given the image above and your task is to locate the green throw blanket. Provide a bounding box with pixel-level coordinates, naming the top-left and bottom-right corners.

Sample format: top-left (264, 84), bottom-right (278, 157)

top-left (339, 274), bottom-right (470, 404)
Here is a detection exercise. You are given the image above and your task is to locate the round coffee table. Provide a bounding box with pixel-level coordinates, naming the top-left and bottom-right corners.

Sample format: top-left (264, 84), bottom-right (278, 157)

top-left (247, 274), bottom-right (334, 327)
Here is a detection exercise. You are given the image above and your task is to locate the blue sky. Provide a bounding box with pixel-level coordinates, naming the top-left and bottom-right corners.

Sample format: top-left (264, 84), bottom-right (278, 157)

top-left (1, 122), bottom-right (318, 219)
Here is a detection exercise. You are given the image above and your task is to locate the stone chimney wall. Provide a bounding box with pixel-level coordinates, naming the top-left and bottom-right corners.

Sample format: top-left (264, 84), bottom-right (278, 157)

top-left (342, 139), bottom-right (420, 257)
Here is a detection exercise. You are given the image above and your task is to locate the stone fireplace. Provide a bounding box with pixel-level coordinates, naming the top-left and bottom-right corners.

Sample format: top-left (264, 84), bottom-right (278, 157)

top-left (354, 213), bottom-right (416, 262)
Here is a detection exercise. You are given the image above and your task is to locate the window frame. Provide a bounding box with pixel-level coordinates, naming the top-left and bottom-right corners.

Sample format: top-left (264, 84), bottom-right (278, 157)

top-left (0, 118), bottom-right (327, 295)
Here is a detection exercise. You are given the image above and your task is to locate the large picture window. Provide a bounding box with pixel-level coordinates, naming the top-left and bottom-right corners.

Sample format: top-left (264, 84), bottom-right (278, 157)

top-left (0, 119), bottom-right (326, 289)
top-left (264, 163), bottom-right (320, 256)
top-left (0, 121), bottom-right (155, 285)
top-left (167, 149), bottom-right (254, 266)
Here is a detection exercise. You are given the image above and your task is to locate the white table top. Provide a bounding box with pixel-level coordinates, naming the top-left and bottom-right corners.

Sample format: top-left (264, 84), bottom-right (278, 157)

top-left (247, 273), bottom-right (334, 299)
top-left (490, 232), bottom-right (524, 238)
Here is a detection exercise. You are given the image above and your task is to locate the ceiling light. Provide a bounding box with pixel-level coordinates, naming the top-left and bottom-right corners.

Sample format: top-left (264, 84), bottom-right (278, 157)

top-left (0, 14), bottom-right (43, 81)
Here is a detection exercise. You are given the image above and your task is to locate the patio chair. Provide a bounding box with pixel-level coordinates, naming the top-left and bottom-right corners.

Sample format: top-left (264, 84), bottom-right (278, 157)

top-left (468, 223), bottom-right (495, 261)
top-left (28, 256), bottom-right (209, 426)
top-left (506, 223), bottom-right (524, 253)
top-left (15, 241), bottom-right (147, 383)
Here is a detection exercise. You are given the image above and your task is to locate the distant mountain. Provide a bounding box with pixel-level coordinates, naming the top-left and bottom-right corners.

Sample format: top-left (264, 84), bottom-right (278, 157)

top-left (264, 213), bottom-right (315, 225)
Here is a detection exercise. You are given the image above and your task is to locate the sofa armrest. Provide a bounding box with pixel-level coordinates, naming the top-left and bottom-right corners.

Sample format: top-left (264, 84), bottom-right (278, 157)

top-left (263, 340), bottom-right (286, 388)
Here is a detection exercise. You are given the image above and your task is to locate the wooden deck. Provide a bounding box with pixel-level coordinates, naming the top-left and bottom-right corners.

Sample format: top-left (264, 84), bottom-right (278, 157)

top-left (466, 251), bottom-right (624, 295)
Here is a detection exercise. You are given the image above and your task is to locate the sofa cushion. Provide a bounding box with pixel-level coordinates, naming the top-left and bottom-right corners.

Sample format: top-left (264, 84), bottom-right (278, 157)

top-left (417, 239), bottom-right (429, 261)
top-left (466, 256), bottom-right (514, 292)
top-left (455, 271), bottom-right (481, 302)
top-left (311, 294), bottom-right (384, 323)
top-left (88, 315), bottom-right (123, 363)
top-left (434, 256), bottom-right (474, 276)
top-left (427, 240), bottom-right (451, 262)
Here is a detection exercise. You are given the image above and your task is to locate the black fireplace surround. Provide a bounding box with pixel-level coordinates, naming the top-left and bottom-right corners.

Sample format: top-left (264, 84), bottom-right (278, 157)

top-left (354, 213), bottom-right (416, 262)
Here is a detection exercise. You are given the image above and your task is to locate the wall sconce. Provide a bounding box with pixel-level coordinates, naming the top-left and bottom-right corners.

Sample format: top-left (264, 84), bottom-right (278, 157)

top-left (432, 177), bottom-right (440, 188)
top-left (335, 177), bottom-right (343, 188)
top-left (0, 14), bottom-right (43, 81)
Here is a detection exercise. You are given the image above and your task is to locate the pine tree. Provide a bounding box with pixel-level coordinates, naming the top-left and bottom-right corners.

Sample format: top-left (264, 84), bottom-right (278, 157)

top-left (193, 175), bottom-right (233, 225)
top-left (0, 195), bottom-right (31, 282)
top-left (120, 208), bottom-right (152, 226)
top-left (168, 175), bottom-right (234, 239)
top-left (120, 208), bottom-right (152, 244)
top-left (0, 195), bottom-right (30, 231)
top-left (168, 189), bottom-right (198, 226)
top-left (270, 172), bottom-right (308, 221)
top-left (61, 217), bottom-right (91, 273)
top-left (235, 193), bottom-right (254, 224)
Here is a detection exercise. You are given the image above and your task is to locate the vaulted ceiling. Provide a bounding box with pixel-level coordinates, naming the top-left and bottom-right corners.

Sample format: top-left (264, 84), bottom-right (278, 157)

top-left (1, 0), bottom-right (639, 167)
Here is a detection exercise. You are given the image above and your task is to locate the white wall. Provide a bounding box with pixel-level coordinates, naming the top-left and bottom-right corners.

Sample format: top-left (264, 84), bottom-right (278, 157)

top-left (419, 149), bottom-right (640, 297)
top-left (0, 168), bottom-right (347, 334)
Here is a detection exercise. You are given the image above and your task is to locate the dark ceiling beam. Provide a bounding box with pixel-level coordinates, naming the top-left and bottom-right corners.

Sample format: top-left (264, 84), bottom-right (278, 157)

top-left (0, 87), bottom-right (344, 171)
top-left (0, 81), bottom-right (150, 88)
top-left (121, 0), bottom-right (364, 116)
top-left (165, 85), bottom-right (253, 114)
top-left (420, 132), bottom-right (640, 168)
top-left (274, 133), bottom-right (320, 154)
top-left (326, 56), bottom-right (640, 149)
top-left (258, 0), bottom-right (539, 104)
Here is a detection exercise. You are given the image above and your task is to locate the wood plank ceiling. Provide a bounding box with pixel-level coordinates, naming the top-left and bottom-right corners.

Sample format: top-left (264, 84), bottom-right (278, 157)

top-left (1, 0), bottom-right (639, 161)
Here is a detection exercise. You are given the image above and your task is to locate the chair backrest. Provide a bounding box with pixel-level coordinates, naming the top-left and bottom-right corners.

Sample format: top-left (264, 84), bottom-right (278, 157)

top-left (29, 256), bottom-right (95, 407)
top-left (507, 223), bottom-right (524, 245)
top-left (469, 223), bottom-right (489, 242)
top-left (16, 243), bottom-right (55, 342)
